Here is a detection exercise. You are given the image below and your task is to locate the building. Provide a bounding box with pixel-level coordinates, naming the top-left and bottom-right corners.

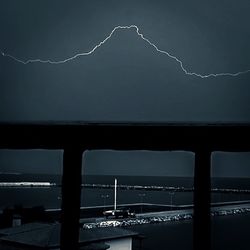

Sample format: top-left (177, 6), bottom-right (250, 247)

top-left (0, 222), bottom-right (140, 250)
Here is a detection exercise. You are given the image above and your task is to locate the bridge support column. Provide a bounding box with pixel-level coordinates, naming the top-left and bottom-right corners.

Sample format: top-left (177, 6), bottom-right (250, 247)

top-left (193, 148), bottom-right (211, 250)
top-left (61, 147), bottom-right (83, 250)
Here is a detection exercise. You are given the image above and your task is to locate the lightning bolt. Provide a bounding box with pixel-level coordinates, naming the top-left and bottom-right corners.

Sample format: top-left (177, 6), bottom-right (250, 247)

top-left (1, 25), bottom-right (250, 78)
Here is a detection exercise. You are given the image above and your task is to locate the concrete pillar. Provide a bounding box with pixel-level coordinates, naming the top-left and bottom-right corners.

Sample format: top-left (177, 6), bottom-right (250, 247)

top-left (61, 147), bottom-right (83, 250)
top-left (193, 149), bottom-right (211, 250)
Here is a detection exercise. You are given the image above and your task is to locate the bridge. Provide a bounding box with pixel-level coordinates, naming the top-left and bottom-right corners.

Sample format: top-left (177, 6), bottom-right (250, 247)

top-left (0, 122), bottom-right (249, 250)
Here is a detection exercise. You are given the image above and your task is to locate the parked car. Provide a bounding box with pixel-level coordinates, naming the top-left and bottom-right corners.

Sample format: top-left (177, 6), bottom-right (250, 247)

top-left (103, 208), bottom-right (136, 219)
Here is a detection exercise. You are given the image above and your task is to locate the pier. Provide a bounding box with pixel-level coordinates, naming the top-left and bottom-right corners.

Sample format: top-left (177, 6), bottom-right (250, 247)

top-left (81, 183), bottom-right (250, 194)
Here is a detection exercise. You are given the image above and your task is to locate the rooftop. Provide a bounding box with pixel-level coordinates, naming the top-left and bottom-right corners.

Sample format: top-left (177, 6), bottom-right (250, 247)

top-left (0, 223), bottom-right (139, 249)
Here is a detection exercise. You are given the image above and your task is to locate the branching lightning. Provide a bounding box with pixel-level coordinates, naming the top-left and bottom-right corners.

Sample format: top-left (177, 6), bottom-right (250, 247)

top-left (1, 24), bottom-right (250, 78)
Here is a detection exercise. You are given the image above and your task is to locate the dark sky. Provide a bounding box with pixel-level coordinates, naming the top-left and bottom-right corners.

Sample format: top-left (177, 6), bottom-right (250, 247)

top-left (0, 0), bottom-right (250, 121)
top-left (0, 150), bottom-right (195, 176)
top-left (0, 1), bottom-right (250, 176)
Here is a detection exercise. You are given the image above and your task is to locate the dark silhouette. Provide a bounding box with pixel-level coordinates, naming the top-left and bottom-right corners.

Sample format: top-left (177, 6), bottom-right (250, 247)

top-left (0, 205), bottom-right (50, 229)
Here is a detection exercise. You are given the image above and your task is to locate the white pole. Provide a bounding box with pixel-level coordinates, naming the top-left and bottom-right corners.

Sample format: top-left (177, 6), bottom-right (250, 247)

top-left (114, 178), bottom-right (117, 211)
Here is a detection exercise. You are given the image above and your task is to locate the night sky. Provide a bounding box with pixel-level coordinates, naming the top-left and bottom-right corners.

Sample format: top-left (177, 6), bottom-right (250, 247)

top-left (0, 0), bottom-right (250, 177)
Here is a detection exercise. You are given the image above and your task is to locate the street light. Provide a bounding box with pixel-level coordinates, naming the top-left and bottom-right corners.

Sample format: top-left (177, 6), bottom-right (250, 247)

top-left (57, 196), bottom-right (61, 209)
top-left (101, 194), bottom-right (109, 210)
top-left (139, 193), bottom-right (146, 213)
top-left (169, 191), bottom-right (175, 210)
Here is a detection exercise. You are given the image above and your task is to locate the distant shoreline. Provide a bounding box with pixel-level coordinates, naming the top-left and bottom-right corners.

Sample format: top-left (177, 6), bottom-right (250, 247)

top-left (1, 181), bottom-right (250, 194)
top-left (0, 182), bottom-right (56, 188)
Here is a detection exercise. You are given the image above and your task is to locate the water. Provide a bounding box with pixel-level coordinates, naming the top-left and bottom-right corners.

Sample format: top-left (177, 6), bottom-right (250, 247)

top-left (1, 174), bottom-right (249, 209)
top-left (131, 213), bottom-right (250, 250)
top-left (0, 174), bottom-right (61, 209)
top-left (0, 174), bottom-right (195, 209)
top-left (211, 177), bottom-right (250, 203)
top-left (0, 174), bottom-right (250, 210)
top-left (211, 213), bottom-right (250, 250)
top-left (82, 175), bottom-right (194, 208)
top-left (132, 220), bottom-right (193, 250)
top-left (1, 174), bottom-right (250, 250)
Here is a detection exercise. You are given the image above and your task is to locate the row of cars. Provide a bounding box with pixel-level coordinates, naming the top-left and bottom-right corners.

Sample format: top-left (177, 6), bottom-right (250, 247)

top-left (211, 207), bottom-right (250, 217)
top-left (103, 208), bottom-right (136, 219)
top-left (82, 213), bottom-right (193, 229)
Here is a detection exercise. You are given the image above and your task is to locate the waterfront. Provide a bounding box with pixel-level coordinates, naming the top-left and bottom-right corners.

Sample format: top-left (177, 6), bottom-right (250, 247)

top-left (130, 212), bottom-right (250, 250)
top-left (1, 174), bottom-right (250, 209)
top-left (1, 174), bottom-right (250, 249)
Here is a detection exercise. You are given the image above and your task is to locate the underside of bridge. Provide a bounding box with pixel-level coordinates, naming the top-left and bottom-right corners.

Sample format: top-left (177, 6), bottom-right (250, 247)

top-left (1, 122), bottom-right (250, 250)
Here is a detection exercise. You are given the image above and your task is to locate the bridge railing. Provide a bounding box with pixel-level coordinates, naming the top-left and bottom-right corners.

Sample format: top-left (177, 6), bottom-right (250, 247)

top-left (1, 122), bottom-right (250, 250)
